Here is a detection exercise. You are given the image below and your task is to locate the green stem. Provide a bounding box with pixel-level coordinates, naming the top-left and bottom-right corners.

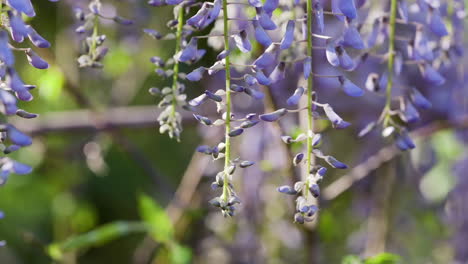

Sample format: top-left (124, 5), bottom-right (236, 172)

top-left (90, 16), bottom-right (99, 59)
top-left (384, 0), bottom-right (398, 111)
top-left (304, 0), bottom-right (314, 200)
top-left (222, 0), bottom-right (232, 203)
top-left (170, 7), bottom-right (184, 123)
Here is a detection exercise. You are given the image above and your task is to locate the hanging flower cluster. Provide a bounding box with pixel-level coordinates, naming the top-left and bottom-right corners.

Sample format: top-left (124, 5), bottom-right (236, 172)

top-left (144, 0), bottom-right (457, 223)
top-left (357, 0), bottom-right (451, 151)
top-left (0, 0), bottom-right (56, 241)
top-left (0, 0), bottom-right (56, 183)
top-left (74, 0), bottom-right (133, 68)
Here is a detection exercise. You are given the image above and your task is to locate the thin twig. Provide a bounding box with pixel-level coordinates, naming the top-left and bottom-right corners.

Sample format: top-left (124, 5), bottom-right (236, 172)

top-left (323, 118), bottom-right (468, 201)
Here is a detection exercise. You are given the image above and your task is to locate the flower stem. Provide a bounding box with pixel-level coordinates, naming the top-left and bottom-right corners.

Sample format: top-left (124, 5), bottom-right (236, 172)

top-left (170, 7), bottom-right (184, 131)
top-left (222, 0), bottom-right (232, 203)
top-left (384, 0), bottom-right (398, 112)
top-left (304, 0), bottom-right (314, 200)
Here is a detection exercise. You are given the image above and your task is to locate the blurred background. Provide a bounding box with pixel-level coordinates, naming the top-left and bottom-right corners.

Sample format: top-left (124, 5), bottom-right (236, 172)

top-left (0, 0), bottom-right (467, 263)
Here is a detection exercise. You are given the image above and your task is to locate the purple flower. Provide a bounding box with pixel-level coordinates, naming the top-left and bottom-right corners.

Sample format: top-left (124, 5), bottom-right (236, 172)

top-left (395, 130), bottom-right (415, 151)
top-left (280, 20), bottom-right (295, 50)
top-left (313, 0), bottom-right (324, 33)
top-left (336, 0), bottom-right (357, 19)
top-left (26, 50), bottom-right (49, 69)
top-left (277, 185), bottom-right (298, 195)
top-left (325, 156), bottom-right (348, 169)
top-left (0, 31), bottom-right (15, 67)
top-left (429, 10), bottom-right (448, 37)
top-left (422, 64), bottom-right (445, 86)
top-left (244, 87), bottom-right (265, 100)
top-left (186, 67), bottom-right (206, 82)
top-left (343, 24), bottom-right (365, 50)
top-left (229, 128), bottom-right (244, 137)
top-left (338, 76), bottom-right (364, 97)
top-left (269, 62), bottom-right (286, 83)
top-left (148, 0), bottom-right (165, 6)
top-left (303, 56), bottom-right (312, 80)
top-left (253, 20), bottom-right (273, 47)
top-left (255, 70), bottom-right (271, 85)
top-left (7, 125), bottom-right (32, 146)
top-left (6, 0), bottom-right (35, 17)
top-left (26, 25), bottom-right (50, 48)
top-left (309, 183), bottom-right (320, 198)
top-left (256, 7), bottom-right (277, 30)
top-left (0, 90), bottom-right (18, 115)
top-left (248, 0), bottom-right (263, 8)
top-left (410, 88), bottom-right (432, 110)
top-left (233, 30), bottom-right (252, 53)
top-left (398, 0), bottom-right (408, 22)
top-left (323, 104), bottom-right (350, 129)
top-left (176, 38), bottom-right (198, 62)
top-left (263, 0), bottom-right (279, 14)
top-left (166, 0), bottom-right (183, 5)
top-left (260, 108), bottom-right (288, 122)
top-left (8, 11), bottom-right (29, 43)
top-left (254, 44), bottom-right (278, 69)
top-left (401, 100), bottom-right (420, 123)
top-left (287, 87), bottom-right (305, 106)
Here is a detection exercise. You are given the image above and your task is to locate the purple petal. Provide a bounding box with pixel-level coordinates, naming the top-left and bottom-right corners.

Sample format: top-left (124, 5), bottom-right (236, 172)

top-left (6, 0), bottom-right (35, 17)
top-left (186, 67), bottom-right (205, 82)
top-left (343, 25), bottom-right (365, 49)
top-left (401, 101), bottom-right (420, 123)
top-left (244, 87), bottom-right (265, 100)
top-left (268, 62), bottom-right (286, 83)
top-left (0, 89), bottom-right (18, 115)
top-left (233, 30), bottom-right (252, 53)
top-left (253, 44), bottom-right (277, 69)
top-left (176, 38), bottom-right (198, 62)
top-left (263, 0), bottom-right (279, 14)
top-left (260, 108), bottom-right (288, 122)
top-left (331, 0), bottom-right (345, 21)
top-left (253, 20), bottom-right (272, 47)
top-left (423, 64), bottom-right (445, 85)
top-left (429, 11), bottom-right (448, 37)
top-left (255, 70), bottom-right (271, 85)
top-left (326, 42), bottom-right (340, 67)
top-left (313, 1), bottom-right (324, 33)
top-left (410, 88), bottom-right (432, 109)
top-left (165, 0), bottom-right (183, 5)
top-left (398, 0), bottom-right (408, 22)
top-left (287, 87), bottom-right (305, 106)
top-left (338, 47), bottom-right (355, 71)
top-left (12, 161), bottom-right (32, 175)
top-left (8, 11), bottom-right (29, 43)
top-left (7, 125), bottom-right (32, 146)
top-left (303, 56), bottom-right (312, 80)
top-left (0, 31), bottom-right (15, 66)
top-left (26, 50), bottom-right (49, 69)
top-left (248, 0), bottom-right (263, 7)
top-left (338, 76), bottom-right (364, 97)
top-left (280, 20), bottom-right (295, 50)
top-left (325, 156), bottom-right (348, 169)
top-left (338, 0), bottom-right (357, 19)
top-left (256, 8), bottom-right (277, 30)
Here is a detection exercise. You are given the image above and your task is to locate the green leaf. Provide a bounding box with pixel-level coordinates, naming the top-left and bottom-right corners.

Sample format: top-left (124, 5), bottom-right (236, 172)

top-left (47, 221), bottom-right (147, 259)
top-left (38, 66), bottom-right (65, 102)
top-left (138, 193), bottom-right (174, 242)
top-left (365, 253), bottom-right (401, 264)
top-left (169, 243), bottom-right (192, 264)
top-left (342, 255), bottom-right (363, 264)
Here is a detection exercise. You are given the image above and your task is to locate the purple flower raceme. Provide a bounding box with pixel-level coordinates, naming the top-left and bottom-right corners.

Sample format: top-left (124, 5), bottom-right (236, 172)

top-left (147, 0), bottom-right (462, 226)
top-left (73, 0), bottom-right (133, 68)
top-left (0, 0), bottom-right (56, 223)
